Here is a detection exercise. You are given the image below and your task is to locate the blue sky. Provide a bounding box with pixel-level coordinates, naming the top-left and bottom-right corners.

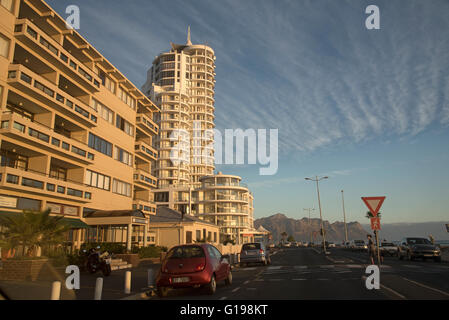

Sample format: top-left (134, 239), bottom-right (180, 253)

top-left (48, 0), bottom-right (449, 224)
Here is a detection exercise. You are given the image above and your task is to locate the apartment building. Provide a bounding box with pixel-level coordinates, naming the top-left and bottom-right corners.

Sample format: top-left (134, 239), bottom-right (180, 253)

top-left (142, 27), bottom-right (216, 188)
top-left (0, 0), bottom-right (159, 250)
top-left (153, 172), bottom-right (256, 244)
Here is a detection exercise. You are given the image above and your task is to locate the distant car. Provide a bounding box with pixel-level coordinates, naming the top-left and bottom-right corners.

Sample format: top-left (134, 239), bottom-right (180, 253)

top-left (351, 240), bottom-right (368, 251)
top-left (156, 244), bottom-right (232, 297)
top-left (380, 242), bottom-right (398, 256)
top-left (267, 243), bottom-right (275, 249)
top-left (240, 242), bottom-right (271, 267)
top-left (283, 242), bottom-right (292, 248)
top-left (328, 242), bottom-right (336, 248)
top-left (398, 237), bottom-right (441, 262)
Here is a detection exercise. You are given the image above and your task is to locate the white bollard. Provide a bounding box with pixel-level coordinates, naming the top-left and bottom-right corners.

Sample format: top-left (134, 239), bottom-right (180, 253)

top-left (50, 281), bottom-right (61, 300)
top-left (237, 253), bottom-right (240, 263)
top-left (124, 271), bottom-right (131, 294)
top-left (147, 269), bottom-right (155, 287)
top-left (94, 277), bottom-right (103, 300)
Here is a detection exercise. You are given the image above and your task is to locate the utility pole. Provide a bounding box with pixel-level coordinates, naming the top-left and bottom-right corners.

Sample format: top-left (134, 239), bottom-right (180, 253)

top-left (305, 176), bottom-right (329, 254)
top-left (341, 190), bottom-right (348, 244)
top-left (303, 208), bottom-right (315, 245)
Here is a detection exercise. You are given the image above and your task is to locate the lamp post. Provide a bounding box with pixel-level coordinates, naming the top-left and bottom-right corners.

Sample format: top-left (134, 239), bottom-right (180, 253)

top-left (305, 176), bottom-right (328, 254)
top-left (303, 208), bottom-right (315, 245)
top-left (341, 190), bottom-right (348, 244)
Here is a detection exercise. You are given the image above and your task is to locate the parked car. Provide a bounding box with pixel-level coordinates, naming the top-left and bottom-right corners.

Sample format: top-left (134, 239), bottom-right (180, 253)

top-left (351, 240), bottom-right (368, 251)
top-left (240, 242), bottom-right (271, 267)
top-left (155, 244), bottom-right (232, 297)
top-left (397, 237), bottom-right (441, 262)
top-left (380, 242), bottom-right (398, 256)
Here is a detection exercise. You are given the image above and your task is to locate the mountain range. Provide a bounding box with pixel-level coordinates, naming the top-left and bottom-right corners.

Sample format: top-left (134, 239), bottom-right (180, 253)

top-left (254, 213), bottom-right (449, 243)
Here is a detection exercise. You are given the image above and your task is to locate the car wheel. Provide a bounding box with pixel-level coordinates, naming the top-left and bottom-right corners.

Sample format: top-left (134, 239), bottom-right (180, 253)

top-left (156, 286), bottom-right (169, 298)
top-left (225, 270), bottom-right (233, 286)
top-left (205, 275), bottom-right (217, 295)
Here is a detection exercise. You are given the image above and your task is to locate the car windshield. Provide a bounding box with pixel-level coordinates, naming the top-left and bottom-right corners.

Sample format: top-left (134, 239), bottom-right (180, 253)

top-left (407, 238), bottom-right (432, 245)
top-left (381, 243), bottom-right (395, 247)
top-left (242, 243), bottom-right (261, 250)
top-left (166, 246), bottom-right (205, 259)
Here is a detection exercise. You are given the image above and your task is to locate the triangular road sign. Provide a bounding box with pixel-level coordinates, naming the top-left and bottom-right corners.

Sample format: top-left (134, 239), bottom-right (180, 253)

top-left (361, 196), bottom-right (386, 217)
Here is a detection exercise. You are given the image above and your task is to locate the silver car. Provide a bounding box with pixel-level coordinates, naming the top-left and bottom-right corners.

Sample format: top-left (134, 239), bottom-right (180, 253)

top-left (240, 242), bottom-right (271, 266)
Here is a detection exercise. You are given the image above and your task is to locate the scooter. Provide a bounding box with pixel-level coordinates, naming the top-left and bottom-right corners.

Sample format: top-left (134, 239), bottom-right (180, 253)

top-left (86, 246), bottom-right (112, 276)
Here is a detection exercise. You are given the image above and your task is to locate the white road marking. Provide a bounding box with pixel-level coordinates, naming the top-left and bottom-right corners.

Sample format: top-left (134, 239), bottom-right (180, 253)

top-left (267, 266), bottom-right (282, 270)
top-left (361, 276), bottom-right (406, 300)
top-left (292, 278), bottom-right (307, 281)
top-left (345, 264), bottom-right (363, 268)
top-left (320, 265), bottom-right (335, 268)
top-left (294, 266), bottom-right (308, 269)
top-left (268, 279), bottom-right (283, 281)
top-left (231, 287), bottom-right (240, 293)
top-left (401, 277), bottom-right (449, 297)
top-left (241, 267), bottom-right (257, 271)
top-left (219, 296), bottom-right (227, 300)
top-left (243, 280), bottom-right (250, 285)
top-left (403, 265), bottom-right (421, 269)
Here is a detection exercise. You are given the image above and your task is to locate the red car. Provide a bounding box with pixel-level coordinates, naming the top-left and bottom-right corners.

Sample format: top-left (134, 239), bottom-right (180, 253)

top-left (156, 244), bottom-right (232, 297)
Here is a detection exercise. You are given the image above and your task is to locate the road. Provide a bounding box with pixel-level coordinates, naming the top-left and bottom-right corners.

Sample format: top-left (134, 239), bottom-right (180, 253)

top-left (148, 247), bottom-right (449, 300)
top-left (2, 247), bottom-right (448, 300)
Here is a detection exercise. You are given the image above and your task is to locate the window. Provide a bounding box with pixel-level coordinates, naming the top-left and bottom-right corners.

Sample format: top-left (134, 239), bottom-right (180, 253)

top-left (186, 231), bottom-right (192, 244)
top-left (85, 169), bottom-right (110, 190)
top-left (67, 188), bottom-right (82, 197)
top-left (112, 179), bottom-right (131, 197)
top-left (99, 71), bottom-right (116, 93)
top-left (118, 87), bottom-right (135, 109)
top-left (1, 0), bottom-right (13, 12)
top-left (57, 186), bottom-right (65, 194)
top-left (114, 146), bottom-right (132, 166)
top-left (196, 230), bottom-right (201, 242)
top-left (91, 99), bottom-right (114, 124)
top-left (116, 115), bottom-right (134, 136)
top-left (0, 33), bottom-right (10, 58)
top-left (22, 177), bottom-right (44, 189)
top-left (88, 133), bottom-right (112, 157)
top-left (17, 197), bottom-right (41, 211)
top-left (50, 166), bottom-right (67, 181)
top-left (29, 128), bottom-right (49, 142)
top-left (47, 183), bottom-right (55, 192)
top-left (6, 174), bottom-right (19, 184)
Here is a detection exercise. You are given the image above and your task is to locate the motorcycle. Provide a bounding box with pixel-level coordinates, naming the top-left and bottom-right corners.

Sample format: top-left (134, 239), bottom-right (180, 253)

top-left (86, 246), bottom-right (112, 276)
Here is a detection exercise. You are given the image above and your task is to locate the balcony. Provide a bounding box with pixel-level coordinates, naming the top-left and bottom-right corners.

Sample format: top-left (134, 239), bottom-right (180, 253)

top-left (134, 141), bottom-right (157, 161)
top-left (7, 64), bottom-right (98, 127)
top-left (136, 113), bottom-right (158, 136)
top-left (14, 19), bottom-right (101, 93)
top-left (133, 169), bottom-right (157, 189)
top-left (132, 199), bottom-right (156, 214)
top-left (0, 111), bottom-right (94, 165)
top-left (0, 166), bottom-right (92, 203)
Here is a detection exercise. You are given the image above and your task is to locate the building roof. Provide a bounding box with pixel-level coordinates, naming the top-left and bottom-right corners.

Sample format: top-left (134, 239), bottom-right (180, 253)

top-left (84, 210), bottom-right (146, 218)
top-left (150, 207), bottom-right (216, 226)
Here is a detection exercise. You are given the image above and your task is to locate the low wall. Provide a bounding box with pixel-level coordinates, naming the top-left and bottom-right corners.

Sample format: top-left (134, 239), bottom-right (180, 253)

top-left (114, 254), bottom-right (139, 267)
top-left (0, 259), bottom-right (50, 281)
top-left (217, 244), bottom-right (242, 255)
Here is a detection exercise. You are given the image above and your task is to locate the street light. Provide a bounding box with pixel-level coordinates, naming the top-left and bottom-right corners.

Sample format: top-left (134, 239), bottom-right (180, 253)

top-left (305, 176), bottom-right (329, 254)
top-left (341, 190), bottom-right (348, 244)
top-left (303, 208), bottom-right (315, 245)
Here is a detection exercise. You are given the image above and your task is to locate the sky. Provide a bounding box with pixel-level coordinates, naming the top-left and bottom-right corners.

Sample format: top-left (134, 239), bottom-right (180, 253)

top-left (47, 0), bottom-right (449, 225)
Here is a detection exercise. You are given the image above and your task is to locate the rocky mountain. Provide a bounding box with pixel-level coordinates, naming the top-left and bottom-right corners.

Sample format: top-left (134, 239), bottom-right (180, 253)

top-left (254, 213), bottom-right (369, 243)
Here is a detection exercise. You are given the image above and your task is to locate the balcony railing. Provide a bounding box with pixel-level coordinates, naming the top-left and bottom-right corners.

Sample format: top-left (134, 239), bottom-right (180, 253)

top-left (14, 19), bottom-right (101, 92)
top-left (0, 112), bottom-right (94, 164)
top-left (0, 166), bottom-right (92, 202)
top-left (7, 64), bottom-right (98, 127)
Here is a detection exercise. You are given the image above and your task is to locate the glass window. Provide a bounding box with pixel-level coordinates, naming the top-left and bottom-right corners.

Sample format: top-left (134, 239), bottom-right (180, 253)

top-left (0, 32), bottom-right (10, 58)
top-left (114, 146), bottom-right (132, 166)
top-left (17, 197), bottom-right (41, 210)
top-left (88, 133), bottom-right (112, 157)
top-left (1, 0), bottom-right (14, 12)
top-left (112, 179), bottom-right (131, 197)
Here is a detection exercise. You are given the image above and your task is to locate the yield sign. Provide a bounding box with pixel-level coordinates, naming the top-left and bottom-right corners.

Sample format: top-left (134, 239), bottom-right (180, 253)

top-left (370, 217), bottom-right (381, 230)
top-left (361, 196), bottom-right (386, 217)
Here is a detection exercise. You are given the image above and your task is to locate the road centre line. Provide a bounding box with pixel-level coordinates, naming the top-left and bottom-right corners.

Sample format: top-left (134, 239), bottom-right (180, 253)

top-left (361, 276), bottom-right (406, 300)
top-left (231, 287), bottom-right (240, 293)
top-left (401, 277), bottom-right (449, 297)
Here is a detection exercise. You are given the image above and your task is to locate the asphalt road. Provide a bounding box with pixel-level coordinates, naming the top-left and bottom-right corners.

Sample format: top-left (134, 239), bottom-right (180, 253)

top-left (147, 247), bottom-right (449, 300)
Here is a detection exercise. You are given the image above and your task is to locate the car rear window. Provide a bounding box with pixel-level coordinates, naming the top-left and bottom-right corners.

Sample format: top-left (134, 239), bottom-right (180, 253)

top-left (166, 246), bottom-right (205, 259)
top-left (242, 243), bottom-right (261, 250)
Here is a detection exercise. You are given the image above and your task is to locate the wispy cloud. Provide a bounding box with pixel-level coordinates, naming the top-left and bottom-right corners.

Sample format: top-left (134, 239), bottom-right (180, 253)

top-left (48, 0), bottom-right (449, 157)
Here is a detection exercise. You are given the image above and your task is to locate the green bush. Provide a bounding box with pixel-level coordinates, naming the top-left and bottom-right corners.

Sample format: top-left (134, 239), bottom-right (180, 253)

top-left (80, 242), bottom-right (126, 254)
top-left (133, 245), bottom-right (167, 258)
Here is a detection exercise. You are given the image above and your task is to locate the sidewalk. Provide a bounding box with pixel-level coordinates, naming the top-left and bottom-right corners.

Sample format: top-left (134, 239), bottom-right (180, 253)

top-left (0, 263), bottom-right (161, 300)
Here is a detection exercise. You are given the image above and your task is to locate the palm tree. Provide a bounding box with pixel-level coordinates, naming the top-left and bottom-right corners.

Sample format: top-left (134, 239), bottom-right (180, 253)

top-left (0, 209), bottom-right (70, 257)
top-left (281, 232), bottom-right (288, 243)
